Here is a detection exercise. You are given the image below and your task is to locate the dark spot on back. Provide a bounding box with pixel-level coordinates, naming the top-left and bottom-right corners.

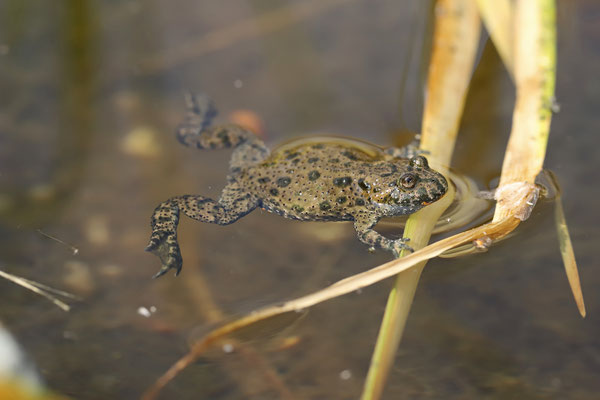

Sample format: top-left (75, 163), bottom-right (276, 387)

top-left (312, 144), bottom-right (324, 149)
top-left (380, 164), bottom-right (398, 177)
top-left (292, 204), bottom-right (305, 213)
top-left (358, 179), bottom-right (370, 191)
top-left (342, 150), bottom-right (358, 161)
top-left (355, 198), bottom-right (365, 206)
top-left (286, 152), bottom-right (299, 160)
top-left (308, 157), bottom-right (319, 163)
top-left (308, 170), bottom-right (321, 181)
top-left (330, 158), bottom-right (340, 163)
top-left (257, 177), bottom-right (270, 184)
top-left (333, 177), bottom-right (352, 187)
top-left (270, 188), bottom-right (279, 196)
top-left (276, 177), bottom-right (291, 187)
top-left (336, 196), bottom-right (347, 204)
top-left (319, 201), bottom-right (331, 211)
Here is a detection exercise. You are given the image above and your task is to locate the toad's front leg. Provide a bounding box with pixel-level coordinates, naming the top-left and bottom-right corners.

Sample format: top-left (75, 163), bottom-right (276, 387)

top-left (353, 213), bottom-right (413, 258)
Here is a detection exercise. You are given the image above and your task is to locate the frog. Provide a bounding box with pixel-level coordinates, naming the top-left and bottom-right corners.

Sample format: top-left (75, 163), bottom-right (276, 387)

top-left (146, 94), bottom-right (449, 278)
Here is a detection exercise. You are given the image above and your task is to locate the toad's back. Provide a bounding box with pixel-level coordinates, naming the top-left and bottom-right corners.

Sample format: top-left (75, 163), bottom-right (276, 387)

top-left (242, 143), bottom-right (378, 221)
top-left (240, 141), bottom-right (444, 222)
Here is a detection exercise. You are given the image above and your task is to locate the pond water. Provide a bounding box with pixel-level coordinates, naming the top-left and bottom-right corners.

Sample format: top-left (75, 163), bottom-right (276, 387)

top-left (0, 1), bottom-right (599, 399)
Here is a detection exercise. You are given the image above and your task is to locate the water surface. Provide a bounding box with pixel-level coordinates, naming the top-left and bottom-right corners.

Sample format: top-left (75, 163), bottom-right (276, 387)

top-left (0, 1), bottom-right (599, 399)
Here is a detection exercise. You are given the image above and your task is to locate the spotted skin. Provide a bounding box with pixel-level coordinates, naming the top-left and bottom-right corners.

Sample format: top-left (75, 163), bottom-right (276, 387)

top-left (146, 94), bottom-right (448, 278)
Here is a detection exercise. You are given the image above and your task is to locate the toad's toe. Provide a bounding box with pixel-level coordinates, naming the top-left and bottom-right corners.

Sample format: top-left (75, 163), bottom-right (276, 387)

top-left (145, 231), bottom-right (183, 278)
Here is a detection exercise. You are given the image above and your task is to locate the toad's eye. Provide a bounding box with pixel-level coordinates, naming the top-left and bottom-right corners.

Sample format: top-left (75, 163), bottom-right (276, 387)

top-left (399, 173), bottom-right (417, 189)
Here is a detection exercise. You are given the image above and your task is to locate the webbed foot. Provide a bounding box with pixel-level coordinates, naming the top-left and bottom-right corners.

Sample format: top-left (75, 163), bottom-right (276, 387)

top-left (391, 237), bottom-right (414, 258)
top-left (145, 231), bottom-right (183, 278)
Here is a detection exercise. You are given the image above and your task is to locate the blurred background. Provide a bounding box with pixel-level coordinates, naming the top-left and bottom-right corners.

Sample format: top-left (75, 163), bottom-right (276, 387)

top-left (0, 1), bottom-right (598, 399)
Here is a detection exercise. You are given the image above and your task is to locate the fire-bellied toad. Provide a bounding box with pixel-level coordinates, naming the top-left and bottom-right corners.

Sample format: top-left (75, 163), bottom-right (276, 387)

top-left (146, 94), bottom-right (448, 278)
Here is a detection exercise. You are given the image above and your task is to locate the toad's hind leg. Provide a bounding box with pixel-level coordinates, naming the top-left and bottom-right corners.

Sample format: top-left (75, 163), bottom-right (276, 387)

top-left (145, 184), bottom-right (259, 278)
top-left (176, 93), bottom-right (269, 171)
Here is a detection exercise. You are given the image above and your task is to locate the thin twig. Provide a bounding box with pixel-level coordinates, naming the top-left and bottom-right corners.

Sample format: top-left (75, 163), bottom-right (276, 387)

top-left (0, 269), bottom-right (75, 311)
top-left (36, 229), bottom-right (80, 255)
